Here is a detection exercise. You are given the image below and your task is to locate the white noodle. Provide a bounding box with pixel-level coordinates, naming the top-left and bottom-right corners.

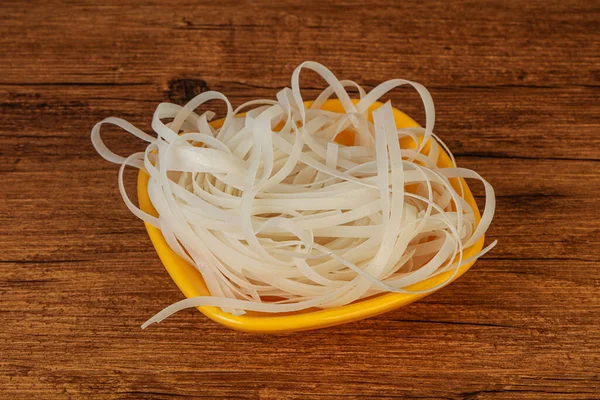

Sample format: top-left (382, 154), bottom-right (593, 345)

top-left (91, 62), bottom-right (496, 329)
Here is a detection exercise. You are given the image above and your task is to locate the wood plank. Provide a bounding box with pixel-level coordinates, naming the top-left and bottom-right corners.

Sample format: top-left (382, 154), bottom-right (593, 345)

top-left (1, 0), bottom-right (599, 399)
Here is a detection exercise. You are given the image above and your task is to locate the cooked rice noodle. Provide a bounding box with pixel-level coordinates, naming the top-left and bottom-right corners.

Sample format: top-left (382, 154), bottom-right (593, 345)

top-left (91, 61), bottom-right (496, 329)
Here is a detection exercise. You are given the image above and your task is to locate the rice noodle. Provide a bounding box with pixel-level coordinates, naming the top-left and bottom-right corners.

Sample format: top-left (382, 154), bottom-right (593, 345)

top-left (91, 62), bottom-right (496, 329)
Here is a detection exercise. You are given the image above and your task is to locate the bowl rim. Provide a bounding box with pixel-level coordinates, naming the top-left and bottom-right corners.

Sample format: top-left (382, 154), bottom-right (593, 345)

top-left (137, 99), bottom-right (485, 333)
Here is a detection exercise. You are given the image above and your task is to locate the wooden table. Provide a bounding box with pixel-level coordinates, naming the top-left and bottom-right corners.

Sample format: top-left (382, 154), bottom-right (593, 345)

top-left (2, 1), bottom-right (599, 398)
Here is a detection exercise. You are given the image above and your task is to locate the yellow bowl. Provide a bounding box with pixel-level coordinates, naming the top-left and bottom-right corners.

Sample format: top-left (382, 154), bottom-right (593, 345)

top-left (137, 99), bottom-right (484, 333)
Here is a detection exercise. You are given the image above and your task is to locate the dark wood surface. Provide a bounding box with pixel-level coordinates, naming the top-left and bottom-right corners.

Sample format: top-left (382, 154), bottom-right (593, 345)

top-left (1, 1), bottom-right (599, 399)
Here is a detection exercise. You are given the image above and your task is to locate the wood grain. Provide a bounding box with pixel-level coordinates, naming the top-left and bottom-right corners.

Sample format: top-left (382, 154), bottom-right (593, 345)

top-left (1, 0), bottom-right (599, 399)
